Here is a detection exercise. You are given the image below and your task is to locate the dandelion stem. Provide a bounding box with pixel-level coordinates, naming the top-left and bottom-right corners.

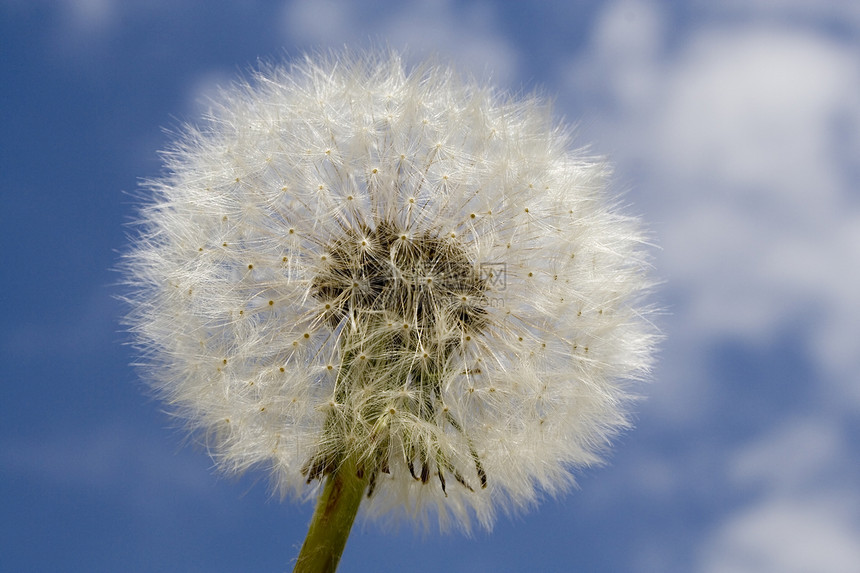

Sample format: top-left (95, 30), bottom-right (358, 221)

top-left (294, 456), bottom-right (368, 573)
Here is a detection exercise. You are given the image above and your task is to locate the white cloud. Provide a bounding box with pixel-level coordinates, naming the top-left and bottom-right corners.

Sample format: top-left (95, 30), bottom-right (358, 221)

top-left (730, 418), bottom-right (857, 493)
top-left (653, 27), bottom-right (860, 400)
top-left (280, 0), bottom-right (521, 85)
top-left (282, 0), bottom-right (358, 44)
top-left (564, 7), bottom-right (860, 568)
top-left (699, 418), bottom-right (860, 573)
top-left (564, 2), bottom-right (860, 405)
top-left (654, 29), bottom-right (854, 208)
top-left (63, 0), bottom-right (116, 33)
top-left (700, 496), bottom-right (860, 573)
top-left (18, 0), bottom-right (170, 57)
top-left (585, 0), bottom-right (666, 110)
top-left (696, 0), bottom-right (860, 30)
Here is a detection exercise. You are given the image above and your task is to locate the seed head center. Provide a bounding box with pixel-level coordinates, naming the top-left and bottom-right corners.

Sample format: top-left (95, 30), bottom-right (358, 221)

top-left (313, 220), bottom-right (487, 333)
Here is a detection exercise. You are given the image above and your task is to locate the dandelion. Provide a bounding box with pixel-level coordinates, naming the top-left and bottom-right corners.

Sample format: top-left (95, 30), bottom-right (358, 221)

top-left (123, 49), bottom-right (656, 571)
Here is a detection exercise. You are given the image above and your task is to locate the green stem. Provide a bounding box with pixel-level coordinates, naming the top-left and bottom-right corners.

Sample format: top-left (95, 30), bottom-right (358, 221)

top-left (293, 457), bottom-right (368, 573)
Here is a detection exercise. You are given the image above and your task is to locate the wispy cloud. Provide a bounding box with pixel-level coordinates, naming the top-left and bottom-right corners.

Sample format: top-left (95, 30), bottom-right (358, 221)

top-left (280, 0), bottom-right (521, 84)
top-left (556, 3), bottom-right (860, 569)
top-left (563, 0), bottom-right (860, 404)
top-left (56, 0), bottom-right (117, 34)
top-left (701, 496), bottom-right (860, 573)
top-left (699, 417), bottom-right (860, 573)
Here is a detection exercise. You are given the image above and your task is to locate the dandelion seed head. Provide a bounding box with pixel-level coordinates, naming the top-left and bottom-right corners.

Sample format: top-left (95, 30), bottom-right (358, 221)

top-left (122, 49), bottom-right (657, 531)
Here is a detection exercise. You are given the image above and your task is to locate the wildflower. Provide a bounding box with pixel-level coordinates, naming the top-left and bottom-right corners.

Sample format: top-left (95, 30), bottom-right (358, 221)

top-left (123, 49), bottom-right (656, 569)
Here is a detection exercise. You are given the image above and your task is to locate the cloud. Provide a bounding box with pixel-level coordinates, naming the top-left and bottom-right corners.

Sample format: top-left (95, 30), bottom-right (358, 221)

top-left (652, 26), bottom-right (860, 400)
top-left (700, 496), bottom-right (860, 573)
top-left (561, 9), bottom-right (860, 569)
top-left (280, 0), bottom-right (521, 84)
top-left (61, 0), bottom-right (116, 33)
top-left (654, 28), bottom-right (855, 207)
top-left (697, 0), bottom-right (860, 30)
top-left (730, 418), bottom-right (859, 493)
top-left (582, 0), bottom-right (666, 110)
top-left (698, 418), bottom-right (860, 573)
top-left (564, 1), bottom-right (860, 406)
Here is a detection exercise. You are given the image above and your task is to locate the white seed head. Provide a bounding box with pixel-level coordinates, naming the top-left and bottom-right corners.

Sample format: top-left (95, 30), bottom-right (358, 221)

top-left (122, 50), bottom-right (657, 531)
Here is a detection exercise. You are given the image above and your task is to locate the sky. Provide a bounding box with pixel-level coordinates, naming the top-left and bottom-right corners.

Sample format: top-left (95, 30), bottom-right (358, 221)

top-left (2, 1), bottom-right (859, 572)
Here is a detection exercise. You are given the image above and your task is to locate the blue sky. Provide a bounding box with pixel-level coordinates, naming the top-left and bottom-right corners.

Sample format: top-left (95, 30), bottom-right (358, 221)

top-left (3, 1), bottom-right (860, 572)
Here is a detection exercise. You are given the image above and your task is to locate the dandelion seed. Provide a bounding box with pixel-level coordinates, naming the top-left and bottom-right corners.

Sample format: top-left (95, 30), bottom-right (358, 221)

top-left (122, 49), bottom-right (656, 569)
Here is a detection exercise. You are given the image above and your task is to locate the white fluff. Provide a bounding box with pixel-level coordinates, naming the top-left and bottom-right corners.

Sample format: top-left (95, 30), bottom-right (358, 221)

top-left (122, 50), bottom-right (657, 531)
